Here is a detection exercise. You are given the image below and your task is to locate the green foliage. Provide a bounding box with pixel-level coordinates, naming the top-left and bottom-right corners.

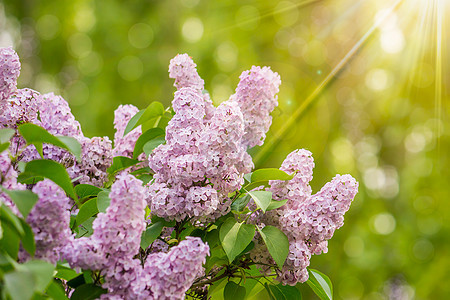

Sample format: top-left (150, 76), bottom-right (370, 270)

top-left (247, 190), bottom-right (272, 213)
top-left (124, 101), bottom-right (165, 136)
top-left (74, 184), bottom-right (102, 200)
top-left (70, 284), bottom-right (107, 300)
top-left (140, 221), bottom-right (164, 249)
top-left (106, 156), bottom-right (140, 175)
top-left (133, 127), bottom-right (164, 159)
top-left (75, 198), bottom-right (98, 228)
top-left (251, 168), bottom-right (294, 182)
top-left (17, 159), bottom-right (77, 199)
top-left (96, 191), bottom-right (111, 213)
top-left (143, 137), bottom-right (165, 156)
top-left (0, 189), bottom-right (38, 218)
top-left (224, 281), bottom-right (246, 300)
top-left (306, 269), bottom-right (333, 300)
top-left (219, 218), bottom-right (255, 263)
top-left (265, 283), bottom-right (302, 300)
top-left (257, 225), bottom-right (289, 269)
top-left (18, 123), bottom-right (81, 160)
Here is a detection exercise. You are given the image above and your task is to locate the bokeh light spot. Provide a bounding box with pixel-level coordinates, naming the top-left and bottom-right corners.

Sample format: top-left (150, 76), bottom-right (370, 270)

top-left (78, 52), bottom-right (103, 76)
top-left (372, 213), bottom-right (396, 235)
top-left (365, 69), bottom-right (390, 91)
top-left (68, 33), bottom-right (93, 58)
top-left (182, 17), bottom-right (203, 43)
top-left (215, 41), bottom-right (238, 72)
top-left (36, 15), bottom-right (60, 40)
top-left (128, 23), bottom-right (154, 49)
top-left (117, 56), bottom-right (144, 81)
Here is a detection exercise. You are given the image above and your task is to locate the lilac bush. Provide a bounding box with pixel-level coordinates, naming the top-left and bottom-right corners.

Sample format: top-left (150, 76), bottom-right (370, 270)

top-left (0, 47), bottom-right (358, 300)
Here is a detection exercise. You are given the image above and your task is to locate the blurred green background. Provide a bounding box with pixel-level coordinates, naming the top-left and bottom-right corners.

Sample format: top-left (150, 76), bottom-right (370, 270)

top-left (1, 0), bottom-right (449, 298)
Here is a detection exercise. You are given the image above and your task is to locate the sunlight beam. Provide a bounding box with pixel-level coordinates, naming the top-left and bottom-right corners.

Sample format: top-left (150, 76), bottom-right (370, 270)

top-left (254, 0), bottom-right (405, 165)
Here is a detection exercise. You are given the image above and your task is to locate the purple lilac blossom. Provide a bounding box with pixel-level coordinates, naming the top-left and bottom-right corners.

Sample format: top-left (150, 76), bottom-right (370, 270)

top-left (0, 47), bottom-right (20, 102)
top-left (143, 237), bottom-right (209, 300)
top-left (231, 66), bottom-right (281, 148)
top-left (279, 174), bottom-right (359, 255)
top-left (148, 89), bottom-right (250, 222)
top-left (68, 136), bottom-right (113, 187)
top-left (0, 88), bottom-right (41, 128)
top-left (20, 179), bottom-right (72, 264)
top-left (0, 151), bottom-right (25, 215)
top-left (63, 174), bottom-right (148, 298)
top-left (19, 92), bottom-right (83, 164)
top-left (168, 53), bottom-right (215, 122)
top-left (113, 104), bottom-right (142, 158)
top-left (250, 150), bottom-right (358, 285)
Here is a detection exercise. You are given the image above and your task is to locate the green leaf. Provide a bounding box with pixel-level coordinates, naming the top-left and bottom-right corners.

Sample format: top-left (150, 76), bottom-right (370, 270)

top-left (251, 168), bottom-right (294, 182)
top-left (224, 281), bottom-right (246, 300)
top-left (266, 199), bottom-right (288, 211)
top-left (306, 269), bottom-right (333, 300)
top-left (219, 218), bottom-right (255, 263)
top-left (106, 156), bottom-right (140, 175)
top-left (19, 259), bottom-right (55, 291)
top-left (0, 128), bottom-right (15, 143)
top-left (56, 136), bottom-right (82, 161)
top-left (96, 191), bottom-right (111, 213)
top-left (70, 283), bottom-right (107, 300)
top-left (243, 180), bottom-right (271, 192)
top-left (257, 225), bottom-right (289, 268)
top-left (247, 190), bottom-right (272, 213)
top-left (4, 270), bottom-right (36, 300)
top-left (1, 189), bottom-right (38, 218)
top-left (0, 204), bottom-right (24, 235)
top-left (133, 128), bottom-right (165, 159)
top-left (0, 142), bottom-right (10, 153)
top-left (46, 280), bottom-right (69, 300)
top-left (231, 194), bottom-right (251, 212)
top-left (75, 198), bottom-right (98, 228)
top-left (20, 219), bottom-right (36, 256)
top-left (74, 184), bottom-right (102, 200)
top-left (244, 172), bottom-right (253, 183)
top-left (55, 264), bottom-right (79, 281)
top-left (18, 123), bottom-right (81, 160)
top-left (0, 221), bottom-right (20, 259)
top-left (265, 283), bottom-right (302, 300)
top-left (140, 221), bottom-right (164, 249)
top-left (124, 101), bottom-right (165, 136)
top-left (143, 137), bottom-right (165, 156)
top-left (17, 159), bottom-right (76, 200)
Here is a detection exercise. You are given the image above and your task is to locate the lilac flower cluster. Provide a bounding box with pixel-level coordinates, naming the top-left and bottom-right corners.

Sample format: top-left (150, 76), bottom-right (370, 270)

top-left (19, 92), bottom-right (84, 164)
top-left (62, 174), bottom-right (209, 299)
top-left (143, 236), bottom-right (210, 299)
top-left (0, 88), bottom-right (41, 128)
top-left (63, 174), bottom-right (147, 284)
top-left (250, 149), bottom-right (358, 285)
top-left (113, 104), bottom-right (142, 158)
top-left (0, 151), bottom-right (25, 215)
top-left (230, 66), bottom-right (281, 148)
top-left (20, 179), bottom-right (72, 263)
top-left (0, 47), bottom-right (20, 102)
top-left (69, 136), bottom-right (113, 186)
top-left (148, 54), bottom-right (279, 222)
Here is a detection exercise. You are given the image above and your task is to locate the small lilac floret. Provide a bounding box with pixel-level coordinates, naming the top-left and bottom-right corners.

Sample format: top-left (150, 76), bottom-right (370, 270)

top-left (0, 47), bottom-right (20, 102)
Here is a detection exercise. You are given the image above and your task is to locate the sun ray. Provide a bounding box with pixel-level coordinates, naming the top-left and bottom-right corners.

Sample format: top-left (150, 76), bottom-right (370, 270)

top-left (213, 0), bottom-right (320, 35)
top-left (254, 0), bottom-right (405, 165)
top-left (434, 0), bottom-right (444, 157)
